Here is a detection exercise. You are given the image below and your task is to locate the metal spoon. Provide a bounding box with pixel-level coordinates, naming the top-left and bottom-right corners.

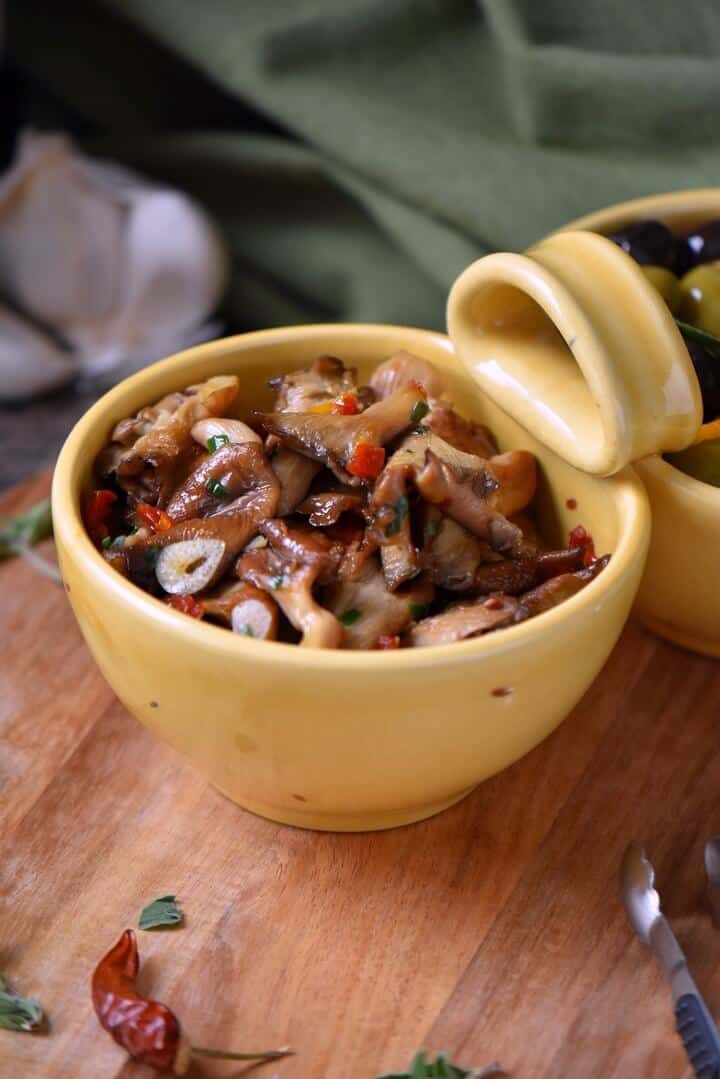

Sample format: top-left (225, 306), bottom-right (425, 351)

top-left (620, 842), bottom-right (720, 1078)
top-left (705, 837), bottom-right (720, 929)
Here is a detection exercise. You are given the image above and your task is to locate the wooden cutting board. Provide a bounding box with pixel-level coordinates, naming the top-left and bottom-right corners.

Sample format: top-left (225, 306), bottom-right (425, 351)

top-left (2, 471), bottom-right (719, 1079)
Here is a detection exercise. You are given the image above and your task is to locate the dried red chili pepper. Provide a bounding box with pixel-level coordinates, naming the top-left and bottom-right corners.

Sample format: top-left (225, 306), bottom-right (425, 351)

top-left (91, 931), bottom-right (291, 1074)
top-left (91, 930), bottom-right (186, 1073)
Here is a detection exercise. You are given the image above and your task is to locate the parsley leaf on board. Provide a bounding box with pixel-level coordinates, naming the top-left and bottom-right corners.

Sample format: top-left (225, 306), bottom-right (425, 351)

top-left (138, 895), bottom-right (183, 930)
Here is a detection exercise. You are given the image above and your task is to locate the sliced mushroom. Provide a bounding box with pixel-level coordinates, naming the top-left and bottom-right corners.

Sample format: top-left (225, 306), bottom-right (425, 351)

top-left (322, 557), bottom-right (435, 650)
top-left (257, 518), bottom-right (344, 584)
top-left (512, 556), bottom-right (610, 623)
top-left (405, 594), bottom-right (519, 648)
top-left (203, 580), bottom-right (279, 640)
top-left (271, 447), bottom-right (322, 515)
top-left (421, 513), bottom-right (493, 590)
top-left (165, 442), bottom-right (272, 521)
top-left (191, 417), bottom-right (262, 449)
top-left (370, 351), bottom-right (446, 400)
top-left (367, 462), bottom-right (420, 590)
top-left (297, 490), bottom-right (365, 527)
top-left (427, 400), bottom-right (498, 458)
top-left (236, 545), bottom-right (343, 649)
top-left (125, 444), bottom-right (280, 594)
top-left (534, 546), bottom-right (585, 582)
top-left (253, 383), bottom-right (426, 485)
top-left (102, 375), bottom-right (240, 506)
top-left (269, 354), bottom-right (357, 413)
top-left (416, 448), bottom-right (524, 555)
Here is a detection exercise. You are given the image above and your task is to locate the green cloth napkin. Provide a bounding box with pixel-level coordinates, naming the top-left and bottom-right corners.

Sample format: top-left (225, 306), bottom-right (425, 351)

top-left (9, 0), bottom-right (720, 331)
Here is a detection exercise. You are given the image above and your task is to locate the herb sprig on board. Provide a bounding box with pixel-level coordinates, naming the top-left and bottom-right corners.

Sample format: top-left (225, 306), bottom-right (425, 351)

top-left (375, 1050), bottom-right (507, 1078)
top-left (0, 498), bottom-right (60, 582)
top-left (138, 895), bottom-right (183, 930)
top-left (0, 974), bottom-right (45, 1032)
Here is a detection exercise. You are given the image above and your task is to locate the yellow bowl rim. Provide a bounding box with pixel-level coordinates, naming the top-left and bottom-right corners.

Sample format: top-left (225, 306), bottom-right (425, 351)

top-left (51, 323), bottom-right (649, 672)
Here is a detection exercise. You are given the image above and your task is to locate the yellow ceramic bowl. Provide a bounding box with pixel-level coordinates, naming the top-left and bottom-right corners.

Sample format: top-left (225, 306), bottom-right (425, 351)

top-left (52, 325), bottom-right (649, 831)
top-left (567, 191), bottom-right (720, 657)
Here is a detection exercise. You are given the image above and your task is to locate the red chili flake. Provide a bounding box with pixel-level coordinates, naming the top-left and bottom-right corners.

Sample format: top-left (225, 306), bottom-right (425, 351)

top-left (491, 687), bottom-right (512, 698)
top-left (333, 392), bottom-right (361, 415)
top-left (347, 442), bottom-right (385, 480)
top-left (136, 502), bottom-right (174, 532)
top-left (568, 524), bottom-right (596, 566)
top-left (566, 498), bottom-right (578, 510)
top-left (483, 596), bottom-right (504, 610)
top-left (84, 489), bottom-right (118, 544)
top-left (166, 595), bottom-right (205, 619)
top-left (376, 634), bottom-right (400, 650)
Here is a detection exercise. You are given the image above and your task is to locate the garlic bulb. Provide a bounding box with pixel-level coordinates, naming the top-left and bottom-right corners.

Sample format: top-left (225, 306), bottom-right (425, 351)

top-left (0, 130), bottom-right (228, 399)
top-left (0, 303), bottom-right (76, 401)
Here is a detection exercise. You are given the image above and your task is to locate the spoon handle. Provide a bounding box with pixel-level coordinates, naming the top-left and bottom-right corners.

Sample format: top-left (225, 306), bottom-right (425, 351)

top-left (675, 994), bottom-right (720, 1078)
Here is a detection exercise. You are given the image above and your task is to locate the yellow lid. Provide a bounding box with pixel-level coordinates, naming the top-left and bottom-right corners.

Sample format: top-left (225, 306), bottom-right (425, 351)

top-left (446, 229), bottom-right (703, 476)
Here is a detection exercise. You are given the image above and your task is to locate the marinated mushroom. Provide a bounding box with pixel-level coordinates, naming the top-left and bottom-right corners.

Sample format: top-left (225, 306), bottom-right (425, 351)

top-left (322, 557), bottom-right (435, 650)
top-left (88, 353), bottom-right (610, 648)
top-left (236, 542), bottom-right (343, 649)
top-left (253, 384), bottom-right (427, 485)
top-left (100, 375), bottom-right (239, 506)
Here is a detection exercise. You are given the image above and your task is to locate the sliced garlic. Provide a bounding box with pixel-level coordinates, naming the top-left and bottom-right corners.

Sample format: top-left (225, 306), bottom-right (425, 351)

top-left (191, 417), bottom-right (261, 448)
top-left (231, 598), bottom-right (277, 640)
top-left (156, 538), bottom-right (225, 595)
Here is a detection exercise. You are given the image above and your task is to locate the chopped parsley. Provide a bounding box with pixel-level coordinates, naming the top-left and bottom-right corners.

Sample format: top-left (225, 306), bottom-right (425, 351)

top-left (146, 544), bottom-right (160, 568)
top-left (408, 602), bottom-right (427, 620)
top-left (101, 536), bottom-right (112, 549)
top-left (206, 433), bottom-right (230, 453)
top-left (236, 623), bottom-right (254, 637)
top-left (385, 494), bottom-right (409, 537)
top-left (339, 608), bottom-right (362, 626)
top-left (270, 573), bottom-right (285, 590)
top-left (410, 400), bottom-right (430, 425)
top-left (206, 478), bottom-right (229, 498)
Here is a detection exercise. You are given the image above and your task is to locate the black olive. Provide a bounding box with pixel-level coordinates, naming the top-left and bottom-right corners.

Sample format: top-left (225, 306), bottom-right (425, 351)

top-left (607, 219), bottom-right (677, 268)
top-left (684, 339), bottom-right (720, 423)
top-left (682, 220), bottom-right (720, 271)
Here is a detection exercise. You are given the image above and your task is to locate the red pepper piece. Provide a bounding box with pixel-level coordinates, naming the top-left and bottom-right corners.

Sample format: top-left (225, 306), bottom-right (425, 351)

top-left (568, 524), bottom-right (596, 566)
top-left (91, 930), bottom-right (182, 1072)
top-left (347, 442), bottom-right (385, 480)
top-left (85, 489), bottom-right (118, 544)
top-left (332, 392), bottom-right (361, 415)
top-left (376, 634), bottom-right (400, 650)
top-left (136, 502), bottom-right (174, 532)
top-left (166, 595), bottom-right (205, 619)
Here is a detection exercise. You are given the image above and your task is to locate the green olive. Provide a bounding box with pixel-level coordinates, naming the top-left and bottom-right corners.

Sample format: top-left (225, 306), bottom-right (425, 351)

top-left (666, 438), bottom-right (720, 487)
top-left (678, 262), bottom-right (720, 336)
top-left (641, 265), bottom-right (682, 314)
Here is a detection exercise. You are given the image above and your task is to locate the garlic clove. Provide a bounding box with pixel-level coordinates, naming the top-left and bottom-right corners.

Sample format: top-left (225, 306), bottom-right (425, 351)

top-left (191, 418), bottom-right (262, 448)
top-left (231, 597), bottom-right (278, 640)
top-left (156, 538), bottom-right (225, 595)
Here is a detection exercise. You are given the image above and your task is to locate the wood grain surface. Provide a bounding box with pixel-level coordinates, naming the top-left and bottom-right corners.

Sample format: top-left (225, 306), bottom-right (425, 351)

top-left (1, 472), bottom-right (719, 1079)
